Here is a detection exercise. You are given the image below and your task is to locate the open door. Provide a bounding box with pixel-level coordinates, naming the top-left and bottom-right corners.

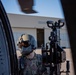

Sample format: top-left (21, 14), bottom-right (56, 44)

top-left (37, 29), bottom-right (44, 48)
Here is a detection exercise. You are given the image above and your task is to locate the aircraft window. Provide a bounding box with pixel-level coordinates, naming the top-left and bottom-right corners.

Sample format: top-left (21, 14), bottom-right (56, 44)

top-left (1, 0), bottom-right (75, 75)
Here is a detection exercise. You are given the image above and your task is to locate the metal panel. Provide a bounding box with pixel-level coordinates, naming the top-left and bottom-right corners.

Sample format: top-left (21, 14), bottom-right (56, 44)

top-left (0, 19), bottom-right (11, 75)
top-left (0, 1), bottom-right (18, 75)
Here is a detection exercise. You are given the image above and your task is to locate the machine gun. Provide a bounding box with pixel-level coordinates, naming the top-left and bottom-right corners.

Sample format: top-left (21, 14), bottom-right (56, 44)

top-left (42, 20), bottom-right (70, 75)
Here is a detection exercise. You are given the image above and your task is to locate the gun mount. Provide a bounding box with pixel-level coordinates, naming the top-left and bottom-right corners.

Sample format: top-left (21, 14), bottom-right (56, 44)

top-left (42, 20), bottom-right (70, 75)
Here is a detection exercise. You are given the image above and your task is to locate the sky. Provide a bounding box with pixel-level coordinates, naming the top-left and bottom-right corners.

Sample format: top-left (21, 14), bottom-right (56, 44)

top-left (1, 0), bottom-right (64, 18)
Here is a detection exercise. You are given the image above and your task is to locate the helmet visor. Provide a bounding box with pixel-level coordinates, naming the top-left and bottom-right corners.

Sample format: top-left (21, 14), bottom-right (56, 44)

top-left (22, 41), bottom-right (30, 47)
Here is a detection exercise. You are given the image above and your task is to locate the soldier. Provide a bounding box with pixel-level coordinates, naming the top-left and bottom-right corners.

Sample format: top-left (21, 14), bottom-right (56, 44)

top-left (17, 34), bottom-right (48, 75)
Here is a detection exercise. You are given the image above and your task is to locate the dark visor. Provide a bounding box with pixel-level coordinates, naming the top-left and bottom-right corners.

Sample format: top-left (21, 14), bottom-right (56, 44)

top-left (22, 41), bottom-right (30, 47)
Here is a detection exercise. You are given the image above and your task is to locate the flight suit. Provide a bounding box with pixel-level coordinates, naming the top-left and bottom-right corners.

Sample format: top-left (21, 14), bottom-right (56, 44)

top-left (19, 53), bottom-right (48, 75)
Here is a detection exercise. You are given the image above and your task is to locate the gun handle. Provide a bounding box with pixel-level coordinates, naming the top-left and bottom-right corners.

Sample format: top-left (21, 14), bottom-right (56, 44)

top-left (66, 60), bottom-right (70, 73)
